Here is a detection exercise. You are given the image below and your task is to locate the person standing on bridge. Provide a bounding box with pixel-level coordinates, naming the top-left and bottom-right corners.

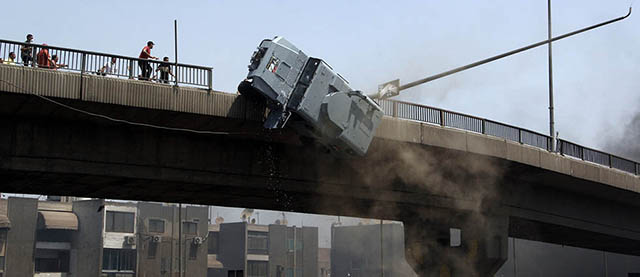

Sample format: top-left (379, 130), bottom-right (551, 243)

top-left (20, 34), bottom-right (34, 66)
top-left (138, 41), bottom-right (157, 81)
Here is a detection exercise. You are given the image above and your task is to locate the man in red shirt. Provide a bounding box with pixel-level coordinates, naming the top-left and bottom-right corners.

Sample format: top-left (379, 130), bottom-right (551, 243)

top-left (138, 41), bottom-right (157, 80)
top-left (36, 43), bottom-right (53, 68)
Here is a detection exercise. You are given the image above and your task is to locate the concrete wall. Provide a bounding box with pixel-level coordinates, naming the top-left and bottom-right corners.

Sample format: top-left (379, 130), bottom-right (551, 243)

top-left (268, 224), bottom-right (287, 276)
top-left (183, 205), bottom-right (208, 277)
top-left (216, 223), bottom-right (246, 276)
top-left (5, 197), bottom-right (38, 277)
top-left (302, 227), bottom-right (318, 277)
top-left (332, 224), bottom-right (417, 277)
top-left (137, 202), bottom-right (175, 277)
top-left (268, 225), bottom-right (318, 277)
top-left (72, 199), bottom-right (104, 277)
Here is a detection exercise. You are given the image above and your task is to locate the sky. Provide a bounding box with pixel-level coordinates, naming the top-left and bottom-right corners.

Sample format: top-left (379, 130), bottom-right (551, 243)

top-left (3, 0), bottom-right (639, 155)
top-left (3, 0), bottom-right (640, 262)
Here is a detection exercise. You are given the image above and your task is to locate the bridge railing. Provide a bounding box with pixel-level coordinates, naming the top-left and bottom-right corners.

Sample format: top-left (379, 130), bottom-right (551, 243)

top-left (380, 99), bottom-right (639, 176)
top-left (0, 39), bottom-right (213, 89)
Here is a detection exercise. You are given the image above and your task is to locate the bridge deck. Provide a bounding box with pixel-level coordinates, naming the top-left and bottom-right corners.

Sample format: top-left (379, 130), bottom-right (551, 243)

top-left (1, 63), bottom-right (638, 195)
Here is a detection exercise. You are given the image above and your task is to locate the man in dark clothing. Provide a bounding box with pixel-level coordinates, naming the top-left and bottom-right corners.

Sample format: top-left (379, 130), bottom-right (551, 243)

top-left (138, 41), bottom-right (157, 80)
top-left (20, 34), bottom-right (34, 66)
top-left (155, 57), bottom-right (175, 84)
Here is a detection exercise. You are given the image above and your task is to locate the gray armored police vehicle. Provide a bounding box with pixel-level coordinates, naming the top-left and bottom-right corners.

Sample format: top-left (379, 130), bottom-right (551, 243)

top-left (238, 37), bottom-right (383, 156)
top-left (237, 10), bottom-right (630, 157)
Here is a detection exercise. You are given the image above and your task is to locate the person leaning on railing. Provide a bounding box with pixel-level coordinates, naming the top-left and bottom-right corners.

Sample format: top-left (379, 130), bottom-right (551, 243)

top-left (138, 41), bottom-right (158, 81)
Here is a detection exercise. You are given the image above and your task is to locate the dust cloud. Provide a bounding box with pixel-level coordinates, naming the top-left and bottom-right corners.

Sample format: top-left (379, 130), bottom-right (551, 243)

top-left (310, 139), bottom-right (508, 276)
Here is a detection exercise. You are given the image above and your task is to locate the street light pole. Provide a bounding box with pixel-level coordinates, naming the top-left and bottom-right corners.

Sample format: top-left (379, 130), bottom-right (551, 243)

top-left (548, 0), bottom-right (556, 152)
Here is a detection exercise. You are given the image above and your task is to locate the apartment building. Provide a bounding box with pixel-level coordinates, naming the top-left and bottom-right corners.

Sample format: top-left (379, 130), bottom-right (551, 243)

top-left (207, 222), bottom-right (318, 277)
top-left (0, 197), bottom-right (208, 277)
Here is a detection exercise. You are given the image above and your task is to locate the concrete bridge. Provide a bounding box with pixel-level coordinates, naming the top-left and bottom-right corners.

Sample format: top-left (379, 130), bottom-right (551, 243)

top-left (1, 63), bottom-right (640, 276)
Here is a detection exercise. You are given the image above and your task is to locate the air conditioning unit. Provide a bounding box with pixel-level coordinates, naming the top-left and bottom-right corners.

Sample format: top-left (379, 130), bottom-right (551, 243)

top-left (152, 235), bottom-right (162, 243)
top-left (192, 236), bottom-right (203, 245)
top-left (124, 236), bottom-right (136, 245)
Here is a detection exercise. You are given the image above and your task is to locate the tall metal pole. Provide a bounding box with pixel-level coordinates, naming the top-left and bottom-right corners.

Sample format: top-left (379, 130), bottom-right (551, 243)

top-left (548, 0), bottom-right (557, 152)
top-left (174, 20), bottom-right (179, 87)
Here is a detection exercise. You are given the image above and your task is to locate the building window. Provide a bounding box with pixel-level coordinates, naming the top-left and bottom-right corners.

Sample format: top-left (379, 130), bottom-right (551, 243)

top-left (228, 270), bottom-right (244, 277)
top-left (102, 248), bottom-right (136, 272)
top-left (287, 239), bottom-right (303, 251)
top-left (248, 261), bottom-right (268, 277)
top-left (34, 249), bottom-right (70, 273)
top-left (248, 231), bottom-right (268, 254)
top-left (149, 219), bottom-right (165, 233)
top-left (105, 211), bottom-right (135, 233)
top-left (208, 231), bottom-right (219, 254)
top-left (183, 221), bottom-right (197, 235)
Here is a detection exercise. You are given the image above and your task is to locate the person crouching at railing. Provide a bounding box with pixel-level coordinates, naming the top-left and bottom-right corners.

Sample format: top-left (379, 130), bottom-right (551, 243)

top-left (154, 57), bottom-right (175, 84)
top-left (99, 57), bottom-right (117, 76)
top-left (138, 41), bottom-right (158, 81)
top-left (3, 52), bottom-right (17, 65)
top-left (51, 55), bottom-right (67, 70)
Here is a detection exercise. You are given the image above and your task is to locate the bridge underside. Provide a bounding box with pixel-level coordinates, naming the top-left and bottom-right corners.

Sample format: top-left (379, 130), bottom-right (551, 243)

top-left (2, 92), bottom-right (640, 275)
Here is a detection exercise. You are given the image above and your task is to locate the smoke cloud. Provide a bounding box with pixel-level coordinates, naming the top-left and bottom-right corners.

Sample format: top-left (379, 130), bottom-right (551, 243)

top-left (604, 112), bottom-right (640, 161)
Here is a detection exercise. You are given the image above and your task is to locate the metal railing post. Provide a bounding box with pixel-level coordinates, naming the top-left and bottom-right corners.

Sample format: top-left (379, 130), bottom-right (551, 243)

top-left (31, 46), bottom-right (37, 67)
top-left (440, 110), bottom-right (445, 127)
top-left (128, 59), bottom-right (134, 79)
top-left (481, 119), bottom-right (486, 134)
top-left (608, 155), bottom-right (612, 168)
top-left (518, 129), bottom-right (522, 144)
top-left (392, 101), bottom-right (398, 118)
top-left (208, 69), bottom-right (213, 91)
top-left (80, 53), bottom-right (86, 74)
top-left (80, 53), bottom-right (86, 99)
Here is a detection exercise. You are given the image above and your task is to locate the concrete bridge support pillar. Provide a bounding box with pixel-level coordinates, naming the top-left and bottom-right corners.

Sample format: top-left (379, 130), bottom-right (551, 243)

top-left (403, 210), bottom-right (509, 276)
